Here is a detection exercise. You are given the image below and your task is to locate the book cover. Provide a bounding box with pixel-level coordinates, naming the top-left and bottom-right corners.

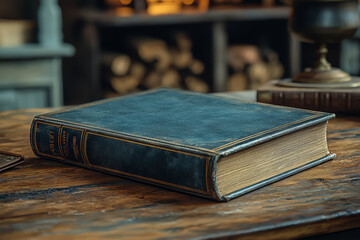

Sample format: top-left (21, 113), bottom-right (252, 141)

top-left (257, 80), bottom-right (360, 113)
top-left (30, 88), bottom-right (335, 201)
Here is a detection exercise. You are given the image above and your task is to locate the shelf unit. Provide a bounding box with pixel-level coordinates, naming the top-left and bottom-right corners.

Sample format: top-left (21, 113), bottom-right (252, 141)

top-left (0, 44), bottom-right (74, 59)
top-left (72, 5), bottom-right (298, 101)
top-left (0, 44), bottom-right (74, 110)
top-left (0, 0), bottom-right (75, 111)
top-left (79, 7), bottom-right (290, 27)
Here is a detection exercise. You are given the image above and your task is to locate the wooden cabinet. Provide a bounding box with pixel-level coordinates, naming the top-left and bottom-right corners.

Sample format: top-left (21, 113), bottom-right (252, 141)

top-left (71, 4), bottom-right (300, 102)
top-left (0, 0), bottom-right (74, 111)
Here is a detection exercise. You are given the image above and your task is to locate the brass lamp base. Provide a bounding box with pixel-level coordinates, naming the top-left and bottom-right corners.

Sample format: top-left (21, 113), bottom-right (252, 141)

top-left (292, 67), bottom-right (352, 84)
top-left (277, 77), bottom-right (360, 89)
top-left (281, 43), bottom-right (360, 89)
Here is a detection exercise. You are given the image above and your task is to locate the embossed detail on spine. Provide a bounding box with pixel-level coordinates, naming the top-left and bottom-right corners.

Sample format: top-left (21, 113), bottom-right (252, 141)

top-left (60, 126), bottom-right (86, 165)
top-left (49, 130), bottom-right (56, 155)
top-left (32, 121), bottom-right (86, 165)
top-left (31, 119), bottom-right (212, 198)
top-left (33, 121), bottom-right (63, 160)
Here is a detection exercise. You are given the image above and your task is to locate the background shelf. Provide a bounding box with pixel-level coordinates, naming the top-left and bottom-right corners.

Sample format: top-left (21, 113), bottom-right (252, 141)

top-left (64, 4), bottom-right (295, 104)
top-left (0, 44), bottom-right (75, 59)
top-left (79, 6), bottom-right (290, 27)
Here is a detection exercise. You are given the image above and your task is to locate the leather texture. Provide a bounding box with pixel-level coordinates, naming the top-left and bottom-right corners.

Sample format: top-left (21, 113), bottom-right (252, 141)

top-left (30, 88), bottom-right (335, 201)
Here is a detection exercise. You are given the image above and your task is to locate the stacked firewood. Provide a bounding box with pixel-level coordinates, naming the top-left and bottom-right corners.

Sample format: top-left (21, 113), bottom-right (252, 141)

top-left (103, 33), bottom-right (209, 97)
top-left (227, 44), bottom-right (284, 91)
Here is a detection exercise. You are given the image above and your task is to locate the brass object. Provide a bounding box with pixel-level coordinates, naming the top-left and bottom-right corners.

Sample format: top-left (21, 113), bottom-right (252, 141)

top-left (277, 77), bottom-right (360, 88)
top-left (287, 0), bottom-right (360, 87)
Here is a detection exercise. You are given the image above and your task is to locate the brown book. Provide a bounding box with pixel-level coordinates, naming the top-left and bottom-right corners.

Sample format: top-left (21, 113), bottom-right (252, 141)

top-left (257, 80), bottom-right (360, 113)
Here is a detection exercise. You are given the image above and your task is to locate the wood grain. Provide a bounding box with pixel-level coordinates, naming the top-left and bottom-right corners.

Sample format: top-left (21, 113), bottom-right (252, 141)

top-left (0, 109), bottom-right (359, 239)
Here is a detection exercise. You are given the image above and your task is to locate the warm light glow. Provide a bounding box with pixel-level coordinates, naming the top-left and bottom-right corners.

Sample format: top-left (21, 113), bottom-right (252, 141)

top-left (146, 0), bottom-right (182, 15)
top-left (183, 0), bottom-right (195, 5)
top-left (112, 7), bottom-right (135, 16)
top-left (106, 0), bottom-right (132, 6)
top-left (119, 0), bottom-right (132, 5)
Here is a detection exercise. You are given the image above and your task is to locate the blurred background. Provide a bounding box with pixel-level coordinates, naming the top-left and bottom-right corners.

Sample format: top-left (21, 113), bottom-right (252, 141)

top-left (0, 0), bottom-right (359, 110)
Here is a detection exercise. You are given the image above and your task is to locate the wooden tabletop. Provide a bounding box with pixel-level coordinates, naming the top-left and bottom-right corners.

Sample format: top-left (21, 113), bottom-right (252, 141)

top-left (0, 108), bottom-right (360, 239)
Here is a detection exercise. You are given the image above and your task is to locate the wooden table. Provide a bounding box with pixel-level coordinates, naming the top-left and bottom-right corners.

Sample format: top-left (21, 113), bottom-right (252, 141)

top-left (1, 108), bottom-right (360, 239)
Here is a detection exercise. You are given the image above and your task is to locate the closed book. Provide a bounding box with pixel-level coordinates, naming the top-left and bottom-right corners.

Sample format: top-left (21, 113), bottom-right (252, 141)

top-left (257, 80), bottom-right (360, 113)
top-left (30, 88), bottom-right (335, 201)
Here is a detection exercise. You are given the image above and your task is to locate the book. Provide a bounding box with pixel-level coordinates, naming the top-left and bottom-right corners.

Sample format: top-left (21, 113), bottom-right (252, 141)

top-left (257, 80), bottom-right (360, 113)
top-left (30, 88), bottom-right (335, 201)
top-left (0, 151), bottom-right (24, 172)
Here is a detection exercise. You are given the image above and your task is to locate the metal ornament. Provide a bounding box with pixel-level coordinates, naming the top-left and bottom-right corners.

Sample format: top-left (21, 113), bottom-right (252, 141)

top-left (285, 0), bottom-right (360, 88)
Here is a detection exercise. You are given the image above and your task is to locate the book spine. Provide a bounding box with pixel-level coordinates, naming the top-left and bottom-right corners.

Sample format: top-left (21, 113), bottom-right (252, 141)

top-left (30, 117), bottom-right (221, 200)
top-left (257, 90), bottom-right (360, 113)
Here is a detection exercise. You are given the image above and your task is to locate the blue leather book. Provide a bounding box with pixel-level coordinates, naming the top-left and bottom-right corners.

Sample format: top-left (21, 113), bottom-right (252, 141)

top-left (30, 88), bottom-right (335, 201)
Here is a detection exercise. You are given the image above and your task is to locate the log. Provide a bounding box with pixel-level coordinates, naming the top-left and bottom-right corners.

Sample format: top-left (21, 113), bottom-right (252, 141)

top-left (130, 62), bottom-right (146, 81)
top-left (247, 62), bottom-right (270, 90)
top-left (267, 52), bottom-right (284, 80)
top-left (112, 55), bottom-right (132, 76)
top-left (185, 76), bottom-right (209, 93)
top-left (137, 39), bottom-right (168, 62)
top-left (267, 61), bottom-right (284, 80)
top-left (172, 50), bottom-right (193, 69)
top-left (135, 39), bottom-right (171, 71)
top-left (174, 32), bottom-right (192, 51)
top-left (227, 73), bottom-right (247, 91)
top-left (102, 54), bottom-right (131, 76)
top-left (160, 69), bottom-right (181, 88)
top-left (110, 76), bottom-right (140, 94)
top-left (189, 59), bottom-right (205, 75)
top-left (155, 48), bottom-right (172, 71)
top-left (227, 45), bottom-right (262, 71)
top-left (143, 71), bottom-right (162, 89)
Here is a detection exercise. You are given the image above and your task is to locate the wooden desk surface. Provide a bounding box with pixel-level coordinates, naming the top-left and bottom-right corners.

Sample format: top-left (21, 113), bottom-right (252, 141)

top-left (0, 108), bottom-right (359, 239)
